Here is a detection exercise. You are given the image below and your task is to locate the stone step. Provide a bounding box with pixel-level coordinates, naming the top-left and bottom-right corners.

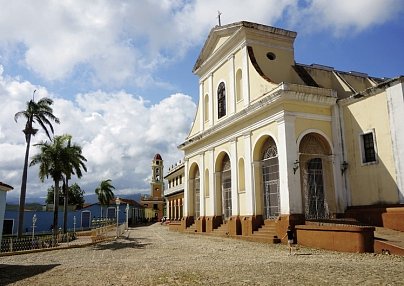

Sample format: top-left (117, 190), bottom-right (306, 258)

top-left (185, 223), bottom-right (197, 233)
top-left (242, 235), bottom-right (281, 244)
top-left (264, 220), bottom-right (277, 226)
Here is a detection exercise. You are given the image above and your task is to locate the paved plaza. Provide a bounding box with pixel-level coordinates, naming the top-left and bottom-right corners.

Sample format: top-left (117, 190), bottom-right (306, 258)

top-left (0, 223), bottom-right (403, 285)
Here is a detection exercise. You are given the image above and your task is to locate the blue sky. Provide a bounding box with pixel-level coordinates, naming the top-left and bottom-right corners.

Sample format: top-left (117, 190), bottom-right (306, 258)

top-left (1, 0), bottom-right (403, 203)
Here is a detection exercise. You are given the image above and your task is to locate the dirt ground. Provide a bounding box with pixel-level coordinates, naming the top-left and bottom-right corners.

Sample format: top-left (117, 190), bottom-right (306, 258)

top-left (1, 223), bottom-right (403, 285)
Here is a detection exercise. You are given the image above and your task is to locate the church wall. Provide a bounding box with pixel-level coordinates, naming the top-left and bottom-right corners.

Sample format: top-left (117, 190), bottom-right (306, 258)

top-left (247, 43), bottom-right (294, 84)
top-left (248, 57), bottom-right (277, 102)
top-left (343, 91), bottom-right (399, 205)
top-left (295, 119), bottom-right (333, 143)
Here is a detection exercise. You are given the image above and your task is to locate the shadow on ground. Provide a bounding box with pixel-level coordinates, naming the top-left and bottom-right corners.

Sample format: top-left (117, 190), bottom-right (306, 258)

top-left (0, 263), bottom-right (60, 285)
top-left (92, 236), bottom-right (151, 251)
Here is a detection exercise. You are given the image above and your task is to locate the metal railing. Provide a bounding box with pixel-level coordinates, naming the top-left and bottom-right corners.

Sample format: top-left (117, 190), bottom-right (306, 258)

top-left (1, 232), bottom-right (76, 254)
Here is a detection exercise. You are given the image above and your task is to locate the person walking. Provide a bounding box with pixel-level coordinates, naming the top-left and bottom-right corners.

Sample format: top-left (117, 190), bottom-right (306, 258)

top-left (282, 225), bottom-right (294, 255)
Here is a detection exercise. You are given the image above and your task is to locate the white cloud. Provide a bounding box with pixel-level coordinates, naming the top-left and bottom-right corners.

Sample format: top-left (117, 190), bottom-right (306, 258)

top-left (288, 0), bottom-right (404, 35)
top-left (0, 0), bottom-right (296, 87)
top-left (0, 0), bottom-right (401, 87)
top-left (0, 66), bottom-right (196, 202)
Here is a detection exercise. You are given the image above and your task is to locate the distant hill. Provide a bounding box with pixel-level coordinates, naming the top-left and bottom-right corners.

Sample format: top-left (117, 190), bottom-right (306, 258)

top-left (6, 203), bottom-right (44, 211)
top-left (6, 193), bottom-right (146, 209)
top-left (84, 193), bottom-right (144, 204)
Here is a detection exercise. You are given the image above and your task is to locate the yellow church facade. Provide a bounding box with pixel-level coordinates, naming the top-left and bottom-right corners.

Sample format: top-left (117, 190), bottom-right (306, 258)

top-left (179, 21), bottom-right (404, 236)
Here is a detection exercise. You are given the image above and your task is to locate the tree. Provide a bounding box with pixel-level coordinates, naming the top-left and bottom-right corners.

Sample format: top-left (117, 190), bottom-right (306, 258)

top-left (46, 183), bottom-right (85, 208)
top-left (61, 137), bottom-right (87, 233)
top-left (95, 179), bottom-right (115, 218)
top-left (30, 134), bottom-right (86, 241)
top-left (14, 91), bottom-right (60, 237)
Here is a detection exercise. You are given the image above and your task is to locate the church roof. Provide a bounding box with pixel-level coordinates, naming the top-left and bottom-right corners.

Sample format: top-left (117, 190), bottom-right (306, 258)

top-left (154, 153), bottom-right (162, 160)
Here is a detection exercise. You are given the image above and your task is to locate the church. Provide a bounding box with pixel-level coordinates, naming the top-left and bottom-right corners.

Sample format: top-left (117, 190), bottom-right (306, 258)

top-left (177, 21), bottom-right (404, 244)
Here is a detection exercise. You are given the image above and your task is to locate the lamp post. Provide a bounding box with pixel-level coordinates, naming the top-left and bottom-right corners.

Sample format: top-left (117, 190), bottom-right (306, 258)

top-left (125, 203), bottom-right (129, 231)
top-left (115, 197), bottom-right (120, 238)
top-left (31, 214), bottom-right (37, 242)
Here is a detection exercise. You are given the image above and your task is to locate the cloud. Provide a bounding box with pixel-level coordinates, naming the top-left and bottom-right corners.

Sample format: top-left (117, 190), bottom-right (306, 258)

top-left (0, 0), bottom-right (296, 88)
top-left (0, 65), bottom-right (196, 202)
top-left (288, 0), bottom-right (404, 35)
top-left (0, 0), bottom-right (401, 88)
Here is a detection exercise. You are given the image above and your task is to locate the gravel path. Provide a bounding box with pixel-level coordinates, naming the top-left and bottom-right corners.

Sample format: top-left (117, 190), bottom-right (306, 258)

top-left (1, 223), bottom-right (403, 285)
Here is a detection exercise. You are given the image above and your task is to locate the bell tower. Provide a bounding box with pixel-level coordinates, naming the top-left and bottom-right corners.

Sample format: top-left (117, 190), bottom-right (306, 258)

top-left (151, 153), bottom-right (164, 198)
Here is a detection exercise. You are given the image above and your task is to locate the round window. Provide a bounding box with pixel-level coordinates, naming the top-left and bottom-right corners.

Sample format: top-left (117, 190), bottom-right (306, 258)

top-left (266, 52), bottom-right (276, 61)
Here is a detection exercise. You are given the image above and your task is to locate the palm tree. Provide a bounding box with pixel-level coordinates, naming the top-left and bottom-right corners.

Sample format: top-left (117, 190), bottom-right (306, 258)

top-left (30, 135), bottom-right (78, 243)
top-left (61, 137), bottom-right (87, 233)
top-left (95, 179), bottom-right (115, 218)
top-left (14, 90), bottom-right (60, 237)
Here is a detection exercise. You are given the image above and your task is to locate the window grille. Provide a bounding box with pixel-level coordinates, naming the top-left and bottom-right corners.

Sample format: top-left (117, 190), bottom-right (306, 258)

top-left (362, 133), bottom-right (376, 163)
top-left (261, 139), bottom-right (279, 219)
top-left (221, 155), bottom-right (232, 220)
top-left (217, 82), bottom-right (226, 119)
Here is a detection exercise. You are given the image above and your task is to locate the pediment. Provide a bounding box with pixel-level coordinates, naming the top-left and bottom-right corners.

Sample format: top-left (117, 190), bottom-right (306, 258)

top-left (193, 23), bottom-right (243, 73)
top-left (192, 21), bottom-right (297, 74)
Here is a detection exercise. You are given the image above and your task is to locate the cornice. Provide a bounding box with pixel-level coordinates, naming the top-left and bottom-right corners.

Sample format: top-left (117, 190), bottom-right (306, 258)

top-left (179, 83), bottom-right (336, 151)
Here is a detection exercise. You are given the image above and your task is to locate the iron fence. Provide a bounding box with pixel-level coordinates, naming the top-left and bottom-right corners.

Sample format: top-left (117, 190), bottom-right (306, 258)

top-left (1, 232), bottom-right (76, 253)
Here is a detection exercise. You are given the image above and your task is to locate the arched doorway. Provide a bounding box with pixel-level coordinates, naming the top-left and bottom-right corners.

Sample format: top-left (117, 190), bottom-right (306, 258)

top-left (221, 154), bottom-right (232, 220)
top-left (261, 138), bottom-right (280, 219)
top-left (189, 163), bottom-right (200, 220)
top-left (299, 133), bottom-right (333, 220)
top-left (306, 158), bottom-right (325, 219)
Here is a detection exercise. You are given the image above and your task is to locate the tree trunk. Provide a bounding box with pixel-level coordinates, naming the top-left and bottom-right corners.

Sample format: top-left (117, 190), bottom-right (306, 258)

top-left (53, 179), bottom-right (60, 245)
top-left (17, 134), bottom-right (31, 238)
top-left (63, 179), bottom-right (69, 233)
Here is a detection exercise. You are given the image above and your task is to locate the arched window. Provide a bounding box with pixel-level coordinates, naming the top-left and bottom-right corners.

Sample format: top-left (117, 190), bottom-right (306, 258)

top-left (204, 94), bottom-right (209, 122)
top-left (217, 82), bottom-right (226, 119)
top-left (221, 154), bottom-right (232, 220)
top-left (236, 69), bottom-right (243, 102)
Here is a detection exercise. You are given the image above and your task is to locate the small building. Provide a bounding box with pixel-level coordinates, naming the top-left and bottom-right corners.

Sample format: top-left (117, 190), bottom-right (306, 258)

top-left (0, 182), bottom-right (13, 245)
top-left (79, 198), bottom-right (145, 229)
top-left (164, 160), bottom-right (184, 229)
top-left (141, 154), bottom-right (165, 222)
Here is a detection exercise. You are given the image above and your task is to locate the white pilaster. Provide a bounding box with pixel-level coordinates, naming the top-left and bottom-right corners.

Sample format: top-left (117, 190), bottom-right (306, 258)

top-left (209, 73), bottom-right (214, 126)
top-left (208, 149), bottom-right (215, 216)
top-left (230, 140), bottom-right (239, 215)
top-left (242, 45), bottom-right (250, 108)
top-left (199, 82), bottom-right (204, 132)
top-left (200, 155), bottom-right (205, 216)
top-left (243, 132), bottom-right (254, 215)
top-left (331, 104), bottom-right (347, 212)
top-left (386, 82), bottom-right (404, 202)
top-left (166, 198), bottom-right (170, 220)
top-left (228, 54), bottom-right (235, 115)
top-left (184, 159), bottom-right (189, 217)
top-left (277, 113), bottom-right (302, 214)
